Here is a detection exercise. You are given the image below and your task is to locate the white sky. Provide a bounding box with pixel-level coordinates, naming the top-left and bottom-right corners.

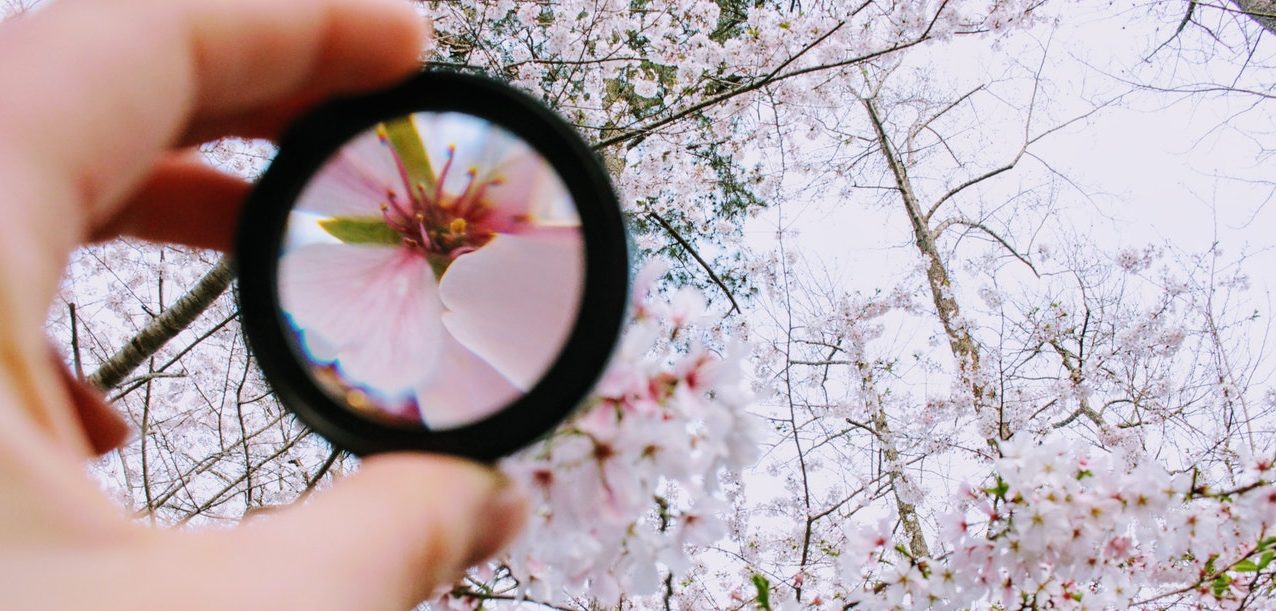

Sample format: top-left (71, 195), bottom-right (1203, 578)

top-left (756, 2), bottom-right (1276, 287)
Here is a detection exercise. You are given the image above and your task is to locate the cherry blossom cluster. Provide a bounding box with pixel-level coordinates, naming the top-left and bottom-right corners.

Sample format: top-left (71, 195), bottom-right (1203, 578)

top-left (833, 436), bottom-right (1276, 610)
top-left (419, 0), bottom-right (1048, 225)
top-left (432, 266), bottom-right (763, 608)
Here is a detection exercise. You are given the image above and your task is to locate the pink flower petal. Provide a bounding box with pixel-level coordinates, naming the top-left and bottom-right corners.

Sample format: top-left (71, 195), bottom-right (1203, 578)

top-left (481, 152), bottom-right (580, 235)
top-left (437, 231), bottom-right (585, 389)
top-left (413, 113), bottom-right (572, 232)
top-left (278, 244), bottom-right (443, 395)
top-left (295, 129), bottom-right (405, 218)
top-left (481, 150), bottom-right (546, 222)
top-left (415, 112), bottom-right (530, 197)
top-left (412, 333), bottom-right (523, 429)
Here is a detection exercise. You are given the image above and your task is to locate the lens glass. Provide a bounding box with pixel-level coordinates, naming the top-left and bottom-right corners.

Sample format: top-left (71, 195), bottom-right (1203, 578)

top-left (276, 111), bottom-right (585, 429)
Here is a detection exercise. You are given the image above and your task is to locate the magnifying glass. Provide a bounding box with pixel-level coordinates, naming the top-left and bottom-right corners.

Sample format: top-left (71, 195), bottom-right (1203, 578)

top-left (236, 71), bottom-right (629, 461)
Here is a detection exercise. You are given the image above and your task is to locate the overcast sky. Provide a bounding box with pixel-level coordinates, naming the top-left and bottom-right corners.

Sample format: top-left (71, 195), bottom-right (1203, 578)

top-left (744, 1), bottom-right (1274, 314)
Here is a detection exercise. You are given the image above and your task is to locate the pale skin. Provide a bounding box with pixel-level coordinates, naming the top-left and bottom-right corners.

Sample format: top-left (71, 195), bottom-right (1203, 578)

top-left (0, 0), bottom-right (527, 608)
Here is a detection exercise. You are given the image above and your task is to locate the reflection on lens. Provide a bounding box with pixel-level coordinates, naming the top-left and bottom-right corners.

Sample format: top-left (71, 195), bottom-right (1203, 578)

top-left (276, 112), bottom-right (585, 430)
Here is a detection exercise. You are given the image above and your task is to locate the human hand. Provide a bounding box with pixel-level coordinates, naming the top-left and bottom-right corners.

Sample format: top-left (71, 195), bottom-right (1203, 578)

top-left (0, 1), bottom-right (526, 608)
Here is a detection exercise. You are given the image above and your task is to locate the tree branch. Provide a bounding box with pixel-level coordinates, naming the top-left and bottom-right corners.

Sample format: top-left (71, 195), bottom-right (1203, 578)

top-left (89, 258), bottom-right (233, 390)
top-left (67, 302), bottom-right (84, 380)
top-left (592, 7), bottom-right (952, 151)
top-left (1146, 0), bottom-right (1198, 59)
top-left (647, 211), bottom-right (741, 315)
top-left (935, 218), bottom-right (1039, 276)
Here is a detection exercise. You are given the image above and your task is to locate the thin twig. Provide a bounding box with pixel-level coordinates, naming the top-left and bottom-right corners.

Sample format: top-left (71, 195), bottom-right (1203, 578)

top-left (647, 211), bottom-right (741, 315)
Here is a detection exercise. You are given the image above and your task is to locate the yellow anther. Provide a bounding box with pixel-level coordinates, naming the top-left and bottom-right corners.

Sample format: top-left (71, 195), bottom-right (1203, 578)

top-left (449, 218), bottom-right (468, 234)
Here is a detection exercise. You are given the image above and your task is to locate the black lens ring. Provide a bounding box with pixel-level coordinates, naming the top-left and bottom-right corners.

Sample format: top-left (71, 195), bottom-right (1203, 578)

top-left (236, 71), bottom-right (630, 461)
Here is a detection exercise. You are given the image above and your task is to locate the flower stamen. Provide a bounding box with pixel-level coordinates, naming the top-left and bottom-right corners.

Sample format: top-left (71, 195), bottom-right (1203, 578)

top-left (433, 144), bottom-right (456, 207)
top-left (376, 132), bottom-right (508, 264)
top-left (449, 218), bottom-right (467, 235)
top-left (379, 203), bottom-right (410, 234)
top-left (385, 188), bottom-right (411, 219)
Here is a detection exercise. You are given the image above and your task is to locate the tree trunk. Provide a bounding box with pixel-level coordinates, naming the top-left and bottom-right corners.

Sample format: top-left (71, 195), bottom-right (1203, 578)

top-left (862, 99), bottom-right (989, 414)
top-left (1235, 0), bottom-right (1276, 33)
top-left (864, 370), bottom-right (930, 558)
top-left (88, 257), bottom-right (233, 390)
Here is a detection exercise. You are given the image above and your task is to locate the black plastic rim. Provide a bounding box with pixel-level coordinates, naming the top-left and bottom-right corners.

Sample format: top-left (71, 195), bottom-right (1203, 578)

top-left (236, 71), bottom-right (630, 461)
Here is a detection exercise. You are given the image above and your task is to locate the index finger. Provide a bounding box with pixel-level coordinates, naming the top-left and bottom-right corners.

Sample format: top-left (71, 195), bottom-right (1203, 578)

top-left (0, 0), bottom-right (423, 259)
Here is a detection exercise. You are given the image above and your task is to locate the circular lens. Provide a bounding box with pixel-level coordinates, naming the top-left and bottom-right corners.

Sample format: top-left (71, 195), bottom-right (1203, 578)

top-left (237, 71), bottom-right (629, 459)
top-left (275, 111), bottom-right (585, 430)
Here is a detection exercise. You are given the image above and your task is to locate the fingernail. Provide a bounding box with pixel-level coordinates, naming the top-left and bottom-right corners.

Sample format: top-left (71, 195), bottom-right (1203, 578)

top-left (464, 474), bottom-right (528, 567)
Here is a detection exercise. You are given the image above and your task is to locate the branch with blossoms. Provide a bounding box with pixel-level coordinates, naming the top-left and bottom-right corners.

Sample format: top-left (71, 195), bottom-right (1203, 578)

top-left (824, 436), bottom-right (1276, 610)
top-left (1133, 537), bottom-right (1276, 607)
top-left (431, 264), bottom-right (763, 609)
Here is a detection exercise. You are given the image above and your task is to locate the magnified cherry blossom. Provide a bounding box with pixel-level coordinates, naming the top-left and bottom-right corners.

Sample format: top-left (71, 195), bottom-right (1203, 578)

top-left (276, 112), bottom-right (584, 429)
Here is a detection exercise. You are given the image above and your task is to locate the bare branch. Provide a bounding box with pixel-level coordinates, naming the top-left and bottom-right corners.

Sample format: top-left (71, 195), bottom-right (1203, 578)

top-left (925, 96), bottom-right (1119, 221)
top-left (67, 302), bottom-right (83, 380)
top-left (116, 372), bottom-right (186, 388)
top-left (647, 211), bottom-right (741, 315)
top-left (1146, 0), bottom-right (1199, 60)
top-left (935, 218), bottom-right (1039, 276)
top-left (908, 84), bottom-right (985, 141)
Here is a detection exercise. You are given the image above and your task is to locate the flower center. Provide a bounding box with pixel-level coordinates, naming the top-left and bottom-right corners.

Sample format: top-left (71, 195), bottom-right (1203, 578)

top-left (376, 135), bottom-right (503, 267)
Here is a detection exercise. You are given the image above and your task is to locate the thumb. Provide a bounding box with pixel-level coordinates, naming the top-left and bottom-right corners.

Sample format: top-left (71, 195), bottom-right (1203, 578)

top-left (206, 454), bottom-right (527, 610)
